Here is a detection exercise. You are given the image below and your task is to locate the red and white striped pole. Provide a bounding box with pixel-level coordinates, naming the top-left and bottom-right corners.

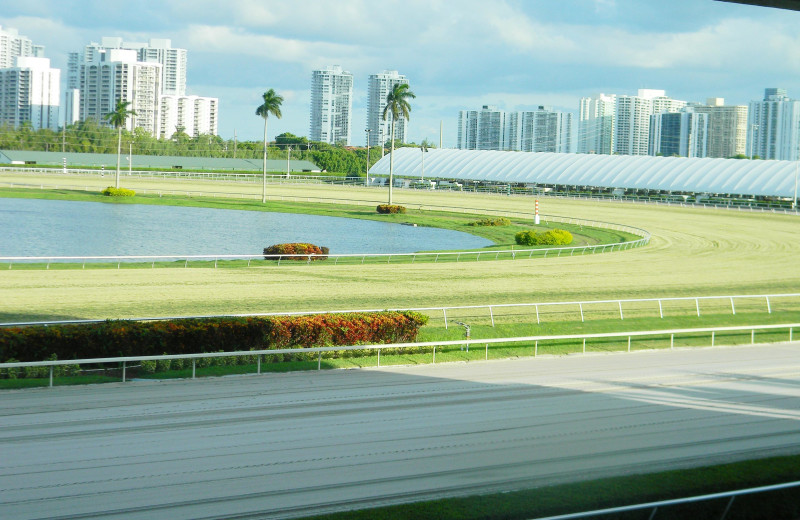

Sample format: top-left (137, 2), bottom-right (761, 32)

top-left (535, 199), bottom-right (540, 225)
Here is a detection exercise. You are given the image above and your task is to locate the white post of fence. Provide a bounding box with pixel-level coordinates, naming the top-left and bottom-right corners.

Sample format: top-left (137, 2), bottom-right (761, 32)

top-left (791, 328), bottom-right (794, 342)
top-left (257, 355), bottom-right (261, 374)
top-left (318, 352), bottom-right (321, 370)
top-left (752, 329), bottom-right (755, 344)
top-left (658, 299), bottom-right (664, 319)
top-left (619, 301), bottom-right (624, 320)
top-left (377, 348), bottom-right (381, 367)
top-left (712, 331), bottom-right (715, 347)
top-left (579, 303), bottom-right (584, 322)
top-left (49, 366), bottom-right (53, 387)
top-left (583, 338), bottom-right (586, 354)
top-left (627, 336), bottom-right (631, 352)
top-left (192, 360), bottom-right (196, 379)
top-left (433, 346), bottom-right (436, 363)
top-left (485, 343), bottom-right (488, 360)
top-left (534, 340), bottom-right (538, 357)
top-left (536, 304), bottom-right (540, 324)
top-left (122, 361), bottom-right (126, 382)
top-left (766, 296), bottom-right (772, 314)
top-left (489, 306), bottom-right (495, 327)
top-left (671, 334), bottom-right (674, 349)
top-left (730, 297), bottom-right (736, 315)
top-left (696, 298), bottom-right (701, 317)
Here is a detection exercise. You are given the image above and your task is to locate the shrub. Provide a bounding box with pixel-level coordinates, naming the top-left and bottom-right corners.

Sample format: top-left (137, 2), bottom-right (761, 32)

top-left (515, 228), bottom-right (573, 246)
top-left (263, 243), bottom-right (329, 261)
top-left (376, 204), bottom-right (406, 214)
top-left (468, 217), bottom-right (511, 227)
top-left (102, 187), bottom-right (136, 197)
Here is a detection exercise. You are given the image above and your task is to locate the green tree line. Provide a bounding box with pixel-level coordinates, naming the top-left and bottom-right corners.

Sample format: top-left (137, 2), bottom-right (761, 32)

top-left (0, 122), bottom-right (430, 175)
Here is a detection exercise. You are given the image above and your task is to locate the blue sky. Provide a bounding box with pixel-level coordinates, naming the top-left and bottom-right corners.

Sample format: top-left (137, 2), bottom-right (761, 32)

top-left (1, 0), bottom-right (799, 146)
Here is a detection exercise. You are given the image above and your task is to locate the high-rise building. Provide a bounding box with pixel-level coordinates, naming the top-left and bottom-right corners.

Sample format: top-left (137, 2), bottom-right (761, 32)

top-left (578, 93), bottom-right (615, 154)
top-left (615, 89), bottom-right (685, 156)
top-left (367, 70), bottom-right (408, 147)
top-left (517, 107), bottom-right (572, 153)
top-left (0, 26), bottom-right (44, 69)
top-left (309, 65), bottom-right (353, 145)
top-left (0, 57), bottom-right (60, 130)
top-left (649, 108), bottom-right (708, 158)
top-left (78, 49), bottom-right (162, 135)
top-left (689, 98), bottom-right (748, 158)
top-left (748, 88), bottom-right (800, 161)
top-left (458, 105), bottom-right (572, 153)
top-left (457, 105), bottom-right (505, 150)
top-left (160, 95), bottom-right (218, 138)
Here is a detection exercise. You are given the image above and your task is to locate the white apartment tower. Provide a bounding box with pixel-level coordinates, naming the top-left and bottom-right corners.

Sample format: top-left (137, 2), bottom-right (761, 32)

top-left (748, 88), bottom-right (800, 161)
top-left (689, 98), bottom-right (748, 158)
top-left (309, 65), bottom-right (353, 145)
top-left (0, 26), bottom-right (44, 69)
top-left (517, 107), bottom-right (573, 153)
top-left (578, 93), bottom-right (615, 154)
top-left (79, 49), bottom-right (162, 135)
top-left (457, 106), bottom-right (505, 150)
top-left (0, 57), bottom-right (60, 130)
top-left (615, 89), bottom-right (685, 156)
top-left (367, 70), bottom-right (408, 147)
top-left (160, 95), bottom-right (218, 138)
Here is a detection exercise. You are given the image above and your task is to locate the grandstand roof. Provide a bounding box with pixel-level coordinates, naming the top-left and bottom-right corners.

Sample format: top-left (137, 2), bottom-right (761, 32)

top-left (368, 148), bottom-right (799, 198)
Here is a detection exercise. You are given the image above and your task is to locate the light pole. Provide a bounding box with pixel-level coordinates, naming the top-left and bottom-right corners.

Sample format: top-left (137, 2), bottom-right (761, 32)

top-left (365, 128), bottom-right (371, 187)
top-left (420, 144), bottom-right (427, 182)
top-left (286, 145), bottom-right (292, 178)
top-left (793, 157), bottom-right (798, 210)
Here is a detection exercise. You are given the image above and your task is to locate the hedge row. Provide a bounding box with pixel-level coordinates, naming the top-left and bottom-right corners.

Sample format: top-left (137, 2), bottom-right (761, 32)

top-left (376, 204), bottom-right (406, 214)
top-left (468, 217), bottom-right (511, 227)
top-left (102, 186), bottom-right (135, 197)
top-left (0, 312), bottom-right (429, 363)
top-left (263, 243), bottom-right (329, 260)
top-left (515, 229), bottom-right (573, 246)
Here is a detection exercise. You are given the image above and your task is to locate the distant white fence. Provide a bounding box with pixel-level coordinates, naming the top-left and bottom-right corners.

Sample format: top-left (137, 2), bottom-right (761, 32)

top-left (4, 293), bottom-right (797, 329)
top-left (1, 323), bottom-right (797, 387)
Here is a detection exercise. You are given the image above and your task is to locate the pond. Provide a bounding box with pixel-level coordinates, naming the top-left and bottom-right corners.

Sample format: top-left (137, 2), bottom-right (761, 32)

top-left (0, 198), bottom-right (492, 259)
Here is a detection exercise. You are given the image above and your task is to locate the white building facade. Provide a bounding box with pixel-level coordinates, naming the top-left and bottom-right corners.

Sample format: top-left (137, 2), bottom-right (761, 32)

top-left (457, 105), bottom-right (505, 150)
top-left (748, 88), bottom-right (800, 161)
top-left (309, 65), bottom-right (353, 145)
top-left (649, 109), bottom-right (708, 158)
top-left (160, 95), bottom-right (218, 138)
top-left (614, 89), bottom-right (685, 156)
top-left (578, 93), bottom-right (615, 154)
top-left (689, 98), bottom-right (748, 159)
top-left (0, 26), bottom-right (44, 69)
top-left (459, 105), bottom-right (572, 153)
top-left (367, 70), bottom-right (409, 147)
top-left (0, 57), bottom-right (60, 130)
top-left (78, 49), bottom-right (162, 135)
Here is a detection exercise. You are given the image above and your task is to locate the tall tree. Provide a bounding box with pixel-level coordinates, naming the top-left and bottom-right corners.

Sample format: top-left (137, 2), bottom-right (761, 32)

top-left (105, 101), bottom-right (137, 189)
top-left (256, 89), bottom-right (284, 203)
top-left (382, 83), bottom-right (415, 204)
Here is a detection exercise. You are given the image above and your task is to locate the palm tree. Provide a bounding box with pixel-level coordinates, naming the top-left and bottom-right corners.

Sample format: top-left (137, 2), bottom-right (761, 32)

top-left (256, 89), bottom-right (284, 203)
top-left (105, 101), bottom-right (136, 189)
top-left (382, 83), bottom-right (415, 205)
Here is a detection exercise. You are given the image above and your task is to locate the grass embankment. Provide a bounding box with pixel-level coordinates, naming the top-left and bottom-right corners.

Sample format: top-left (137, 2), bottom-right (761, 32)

top-left (299, 454), bottom-right (800, 520)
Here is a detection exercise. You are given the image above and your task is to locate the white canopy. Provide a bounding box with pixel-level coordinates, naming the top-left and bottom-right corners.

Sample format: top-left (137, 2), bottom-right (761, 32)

top-left (369, 148), bottom-right (800, 198)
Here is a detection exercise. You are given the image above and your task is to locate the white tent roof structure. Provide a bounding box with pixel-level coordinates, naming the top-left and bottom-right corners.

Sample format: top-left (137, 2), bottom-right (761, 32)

top-left (368, 148), bottom-right (799, 198)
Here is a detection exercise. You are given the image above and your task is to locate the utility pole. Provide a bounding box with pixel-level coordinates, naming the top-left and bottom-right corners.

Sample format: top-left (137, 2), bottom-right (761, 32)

top-left (286, 145), bottom-right (291, 178)
top-left (233, 129), bottom-right (237, 158)
top-left (365, 128), bottom-right (371, 187)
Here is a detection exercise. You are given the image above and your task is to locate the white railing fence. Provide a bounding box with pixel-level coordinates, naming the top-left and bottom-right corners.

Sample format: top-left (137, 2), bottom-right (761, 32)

top-left (3, 293), bottom-right (798, 329)
top-left (531, 480), bottom-right (800, 520)
top-left (1, 323), bottom-right (797, 387)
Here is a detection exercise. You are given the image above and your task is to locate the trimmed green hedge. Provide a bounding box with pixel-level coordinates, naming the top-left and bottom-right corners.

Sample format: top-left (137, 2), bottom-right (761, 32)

top-left (515, 228), bottom-right (573, 246)
top-left (102, 186), bottom-right (136, 197)
top-left (0, 312), bottom-right (429, 366)
top-left (468, 217), bottom-right (511, 227)
top-left (263, 243), bottom-right (329, 260)
top-left (376, 204), bottom-right (406, 214)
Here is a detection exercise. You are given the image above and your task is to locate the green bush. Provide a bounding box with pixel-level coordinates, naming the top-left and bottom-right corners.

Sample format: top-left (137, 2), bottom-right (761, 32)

top-left (376, 204), bottom-right (406, 214)
top-left (263, 243), bottom-right (329, 261)
top-left (468, 217), bottom-right (511, 227)
top-left (102, 187), bottom-right (136, 197)
top-left (515, 229), bottom-right (573, 246)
